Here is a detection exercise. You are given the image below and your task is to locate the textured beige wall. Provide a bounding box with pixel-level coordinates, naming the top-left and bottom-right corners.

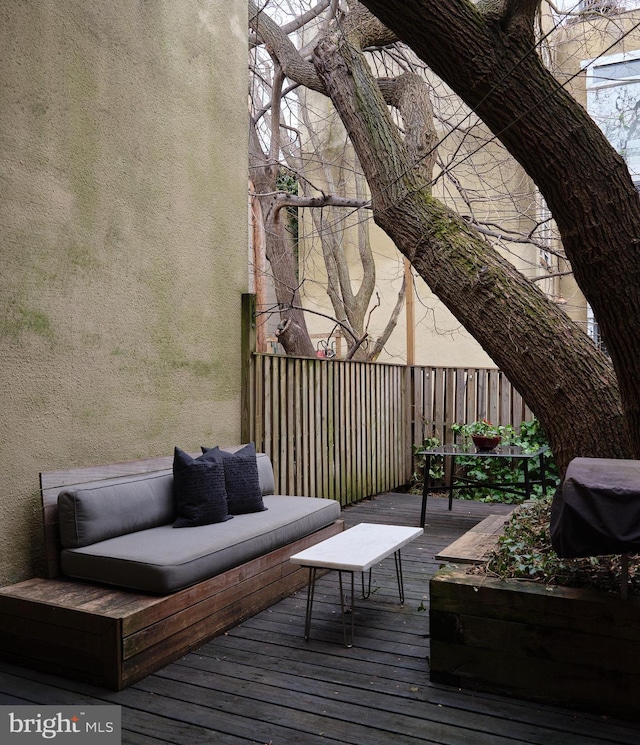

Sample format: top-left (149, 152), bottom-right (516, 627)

top-left (0, 1), bottom-right (248, 584)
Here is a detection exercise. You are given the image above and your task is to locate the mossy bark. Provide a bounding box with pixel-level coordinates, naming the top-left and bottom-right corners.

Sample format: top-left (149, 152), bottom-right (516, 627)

top-left (358, 0), bottom-right (640, 457)
top-left (312, 14), bottom-right (626, 473)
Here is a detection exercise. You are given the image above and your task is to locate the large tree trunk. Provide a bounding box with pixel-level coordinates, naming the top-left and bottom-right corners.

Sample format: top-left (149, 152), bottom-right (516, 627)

top-left (357, 0), bottom-right (640, 456)
top-left (310, 10), bottom-right (627, 473)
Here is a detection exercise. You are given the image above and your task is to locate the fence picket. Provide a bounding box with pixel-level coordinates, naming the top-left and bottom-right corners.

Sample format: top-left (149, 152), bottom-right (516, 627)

top-left (466, 369), bottom-right (477, 426)
top-left (488, 369), bottom-right (500, 426)
top-left (477, 369), bottom-right (488, 421)
top-left (434, 368), bottom-right (446, 441)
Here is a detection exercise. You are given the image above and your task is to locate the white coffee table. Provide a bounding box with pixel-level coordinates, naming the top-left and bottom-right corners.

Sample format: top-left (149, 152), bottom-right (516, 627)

top-left (290, 522), bottom-right (423, 647)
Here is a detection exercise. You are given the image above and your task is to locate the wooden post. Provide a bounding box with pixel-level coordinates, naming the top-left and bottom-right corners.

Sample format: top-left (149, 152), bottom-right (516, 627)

top-left (405, 259), bottom-right (415, 366)
top-left (404, 365), bottom-right (414, 482)
top-left (250, 187), bottom-right (268, 353)
top-left (621, 553), bottom-right (629, 599)
top-left (241, 293), bottom-right (256, 444)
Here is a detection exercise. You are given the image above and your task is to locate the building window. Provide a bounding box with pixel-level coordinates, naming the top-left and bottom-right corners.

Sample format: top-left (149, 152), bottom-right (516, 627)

top-left (582, 50), bottom-right (638, 355)
top-left (583, 50), bottom-right (640, 184)
top-left (587, 305), bottom-right (608, 354)
top-left (577, 0), bottom-right (640, 12)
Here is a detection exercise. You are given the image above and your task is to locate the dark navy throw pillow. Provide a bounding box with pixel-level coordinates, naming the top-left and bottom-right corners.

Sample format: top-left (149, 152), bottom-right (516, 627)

top-left (172, 447), bottom-right (232, 528)
top-left (201, 443), bottom-right (266, 515)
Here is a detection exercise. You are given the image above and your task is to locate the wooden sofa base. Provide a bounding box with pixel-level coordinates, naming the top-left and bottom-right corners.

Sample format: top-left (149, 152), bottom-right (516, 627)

top-left (0, 520), bottom-right (343, 690)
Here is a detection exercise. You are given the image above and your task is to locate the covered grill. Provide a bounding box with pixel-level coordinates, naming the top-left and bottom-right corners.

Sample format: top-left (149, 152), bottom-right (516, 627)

top-left (551, 457), bottom-right (640, 596)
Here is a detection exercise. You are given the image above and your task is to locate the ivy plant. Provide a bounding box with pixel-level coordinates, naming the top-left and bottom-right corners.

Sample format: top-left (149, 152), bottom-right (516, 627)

top-left (481, 497), bottom-right (639, 595)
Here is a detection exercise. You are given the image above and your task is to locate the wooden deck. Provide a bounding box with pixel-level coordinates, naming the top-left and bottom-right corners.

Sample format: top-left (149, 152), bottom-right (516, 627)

top-left (1, 492), bottom-right (639, 744)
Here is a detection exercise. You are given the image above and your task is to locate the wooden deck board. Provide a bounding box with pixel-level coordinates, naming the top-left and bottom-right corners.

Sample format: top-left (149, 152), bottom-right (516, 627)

top-left (0, 493), bottom-right (639, 744)
top-left (435, 512), bottom-right (513, 563)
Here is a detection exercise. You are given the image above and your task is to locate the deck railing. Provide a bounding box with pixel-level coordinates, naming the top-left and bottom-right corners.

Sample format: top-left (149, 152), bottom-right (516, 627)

top-left (242, 353), bottom-right (532, 506)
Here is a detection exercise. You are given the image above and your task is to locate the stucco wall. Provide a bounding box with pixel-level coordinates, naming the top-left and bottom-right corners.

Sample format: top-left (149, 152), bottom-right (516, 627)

top-left (0, 1), bottom-right (248, 584)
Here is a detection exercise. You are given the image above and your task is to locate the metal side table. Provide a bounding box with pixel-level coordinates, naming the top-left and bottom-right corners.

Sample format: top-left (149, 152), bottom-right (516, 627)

top-left (418, 444), bottom-right (549, 528)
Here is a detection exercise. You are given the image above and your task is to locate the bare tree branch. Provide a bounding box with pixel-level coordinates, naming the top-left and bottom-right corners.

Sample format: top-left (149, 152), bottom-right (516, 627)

top-left (271, 193), bottom-right (371, 212)
top-left (248, 0), bottom-right (333, 46)
top-left (500, 0), bottom-right (542, 38)
top-left (367, 279), bottom-right (407, 361)
top-left (250, 0), bottom-right (403, 103)
top-left (249, 0), bottom-right (327, 93)
top-left (257, 302), bottom-right (360, 343)
top-left (530, 269), bottom-right (574, 282)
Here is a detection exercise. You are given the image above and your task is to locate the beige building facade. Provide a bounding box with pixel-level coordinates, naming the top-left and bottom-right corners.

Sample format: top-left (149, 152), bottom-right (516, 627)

top-left (553, 8), bottom-right (640, 346)
top-left (0, 1), bottom-right (249, 585)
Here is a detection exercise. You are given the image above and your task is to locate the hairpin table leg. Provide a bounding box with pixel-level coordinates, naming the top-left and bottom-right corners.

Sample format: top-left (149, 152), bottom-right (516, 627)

top-left (338, 570), bottom-right (355, 648)
top-left (303, 566), bottom-right (317, 641)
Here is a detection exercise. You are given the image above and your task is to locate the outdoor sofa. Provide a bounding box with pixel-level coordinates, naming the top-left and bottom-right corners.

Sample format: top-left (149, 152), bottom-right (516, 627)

top-left (0, 444), bottom-right (343, 689)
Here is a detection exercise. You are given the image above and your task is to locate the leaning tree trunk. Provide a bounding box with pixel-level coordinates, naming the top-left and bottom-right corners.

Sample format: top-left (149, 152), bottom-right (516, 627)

top-left (311, 11), bottom-right (628, 473)
top-left (358, 0), bottom-right (640, 457)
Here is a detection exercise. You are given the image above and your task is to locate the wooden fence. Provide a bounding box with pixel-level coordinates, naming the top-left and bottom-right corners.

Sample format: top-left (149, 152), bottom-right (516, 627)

top-left (242, 354), bottom-right (532, 506)
top-left (409, 366), bottom-right (533, 446)
top-left (245, 354), bottom-right (408, 506)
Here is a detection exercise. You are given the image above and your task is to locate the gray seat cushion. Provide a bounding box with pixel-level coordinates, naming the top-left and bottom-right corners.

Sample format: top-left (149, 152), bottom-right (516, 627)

top-left (60, 495), bottom-right (340, 594)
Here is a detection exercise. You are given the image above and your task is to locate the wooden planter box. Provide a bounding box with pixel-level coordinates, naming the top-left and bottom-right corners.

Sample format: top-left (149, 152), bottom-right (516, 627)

top-left (430, 567), bottom-right (640, 720)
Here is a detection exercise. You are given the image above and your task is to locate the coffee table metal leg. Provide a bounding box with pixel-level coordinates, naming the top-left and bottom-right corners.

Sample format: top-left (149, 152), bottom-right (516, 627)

top-left (394, 549), bottom-right (405, 605)
top-left (338, 570), bottom-right (355, 648)
top-left (303, 566), bottom-right (317, 641)
top-left (448, 455), bottom-right (456, 510)
top-left (361, 568), bottom-right (373, 598)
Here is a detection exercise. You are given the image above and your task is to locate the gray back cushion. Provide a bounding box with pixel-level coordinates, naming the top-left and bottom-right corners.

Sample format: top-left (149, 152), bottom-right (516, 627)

top-left (58, 472), bottom-right (174, 548)
top-left (57, 451), bottom-right (275, 549)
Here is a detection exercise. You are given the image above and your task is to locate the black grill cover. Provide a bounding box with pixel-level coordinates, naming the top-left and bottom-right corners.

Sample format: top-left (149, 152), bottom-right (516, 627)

top-left (550, 457), bottom-right (640, 558)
